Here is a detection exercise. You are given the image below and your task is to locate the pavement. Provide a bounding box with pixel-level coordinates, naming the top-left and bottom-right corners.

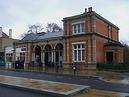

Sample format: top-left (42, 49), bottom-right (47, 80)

top-left (0, 75), bottom-right (89, 97)
top-left (0, 69), bottom-right (129, 94)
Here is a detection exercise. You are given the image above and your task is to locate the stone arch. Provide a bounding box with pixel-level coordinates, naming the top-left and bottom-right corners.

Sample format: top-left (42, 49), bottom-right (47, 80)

top-left (44, 44), bottom-right (52, 67)
top-left (55, 43), bottom-right (64, 66)
top-left (35, 45), bottom-right (41, 65)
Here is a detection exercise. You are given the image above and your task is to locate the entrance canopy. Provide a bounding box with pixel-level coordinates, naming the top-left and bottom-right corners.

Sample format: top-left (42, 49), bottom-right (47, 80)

top-left (104, 42), bottom-right (123, 64)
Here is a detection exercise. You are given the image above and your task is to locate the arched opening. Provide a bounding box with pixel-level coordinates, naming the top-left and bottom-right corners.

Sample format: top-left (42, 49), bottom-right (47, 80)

top-left (55, 43), bottom-right (63, 66)
top-left (35, 45), bottom-right (41, 65)
top-left (44, 44), bottom-right (52, 67)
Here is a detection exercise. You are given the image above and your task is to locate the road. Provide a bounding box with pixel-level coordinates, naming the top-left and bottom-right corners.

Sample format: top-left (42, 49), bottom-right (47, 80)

top-left (0, 85), bottom-right (51, 97)
top-left (0, 70), bottom-right (129, 94)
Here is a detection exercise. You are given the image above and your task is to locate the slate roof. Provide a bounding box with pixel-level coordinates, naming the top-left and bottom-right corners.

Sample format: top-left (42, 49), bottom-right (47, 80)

top-left (38, 31), bottom-right (63, 40)
top-left (22, 31), bottom-right (64, 41)
top-left (0, 32), bottom-right (9, 38)
top-left (22, 33), bottom-right (40, 41)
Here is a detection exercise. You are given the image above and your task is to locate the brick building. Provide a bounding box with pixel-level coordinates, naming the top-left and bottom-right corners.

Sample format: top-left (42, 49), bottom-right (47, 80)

top-left (13, 7), bottom-right (123, 69)
top-left (0, 27), bottom-right (18, 66)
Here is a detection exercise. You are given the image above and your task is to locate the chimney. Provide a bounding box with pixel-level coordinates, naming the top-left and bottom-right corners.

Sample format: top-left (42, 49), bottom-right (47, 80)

top-left (88, 7), bottom-right (92, 12)
top-left (85, 8), bottom-right (87, 13)
top-left (0, 27), bottom-right (2, 37)
top-left (9, 29), bottom-right (12, 38)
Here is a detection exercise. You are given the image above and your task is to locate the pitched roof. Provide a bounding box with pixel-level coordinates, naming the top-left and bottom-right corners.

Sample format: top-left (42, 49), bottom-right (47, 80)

top-left (22, 33), bottom-right (40, 41)
top-left (38, 31), bottom-right (63, 40)
top-left (0, 32), bottom-right (9, 38)
top-left (22, 31), bottom-right (64, 41)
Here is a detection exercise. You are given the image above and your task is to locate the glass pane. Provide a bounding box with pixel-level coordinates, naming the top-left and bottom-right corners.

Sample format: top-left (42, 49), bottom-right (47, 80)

top-left (74, 50), bottom-right (77, 61)
top-left (75, 25), bottom-right (78, 33)
top-left (73, 25), bottom-right (76, 33)
top-left (74, 45), bottom-right (77, 49)
top-left (82, 44), bottom-right (85, 48)
top-left (78, 50), bottom-right (81, 61)
top-left (78, 44), bottom-right (80, 49)
top-left (81, 23), bottom-right (84, 32)
top-left (77, 24), bottom-right (80, 33)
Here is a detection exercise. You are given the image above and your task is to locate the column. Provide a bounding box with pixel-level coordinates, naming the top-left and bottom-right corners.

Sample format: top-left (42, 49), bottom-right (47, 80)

top-left (92, 35), bottom-right (96, 63)
top-left (52, 50), bottom-right (54, 63)
top-left (88, 39), bottom-right (92, 63)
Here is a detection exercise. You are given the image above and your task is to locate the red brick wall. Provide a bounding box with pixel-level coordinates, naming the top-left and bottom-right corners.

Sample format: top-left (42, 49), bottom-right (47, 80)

top-left (96, 37), bottom-right (105, 63)
top-left (95, 17), bottom-right (119, 41)
top-left (112, 27), bottom-right (118, 41)
top-left (87, 16), bottom-right (92, 32)
top-left (63, 11), bottom-right (121, 68)
top-left (95, 18), bottom-right (108, 37)
top-left (64, 21), bottom-right (72, 36)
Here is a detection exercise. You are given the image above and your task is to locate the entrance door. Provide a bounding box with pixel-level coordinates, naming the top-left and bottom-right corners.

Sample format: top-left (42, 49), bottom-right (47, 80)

top-left (35, 46), bottom-right (41, 65)
top-left (55, 43), bottom-right (63, 66)
top-left (106, 52), bottom-right (113, 63)
top-left (44, 45), bottom-right (52, 67)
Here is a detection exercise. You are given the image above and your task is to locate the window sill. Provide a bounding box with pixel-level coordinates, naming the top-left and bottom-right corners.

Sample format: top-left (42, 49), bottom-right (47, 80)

top-left (72, 32), bottom-right (85, 35)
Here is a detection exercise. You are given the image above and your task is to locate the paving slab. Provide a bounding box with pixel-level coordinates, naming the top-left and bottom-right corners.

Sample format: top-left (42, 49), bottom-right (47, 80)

top-left (0, 75), bottom-right (90, 97)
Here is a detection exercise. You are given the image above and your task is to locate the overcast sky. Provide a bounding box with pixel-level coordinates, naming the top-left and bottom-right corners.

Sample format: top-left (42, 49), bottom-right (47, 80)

top-left (0, 0), bottom-right (129, 43)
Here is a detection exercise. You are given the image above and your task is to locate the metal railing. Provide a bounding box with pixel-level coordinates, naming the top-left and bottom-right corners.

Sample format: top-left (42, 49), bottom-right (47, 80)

top-left (0, 62), bottom-right (80, 75)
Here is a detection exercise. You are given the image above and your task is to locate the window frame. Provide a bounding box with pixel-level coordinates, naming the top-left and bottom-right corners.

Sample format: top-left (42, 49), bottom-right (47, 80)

top-left (72, 21), bottom-right (85, 35)
top-left (72, 42), bottom-right (85, 62)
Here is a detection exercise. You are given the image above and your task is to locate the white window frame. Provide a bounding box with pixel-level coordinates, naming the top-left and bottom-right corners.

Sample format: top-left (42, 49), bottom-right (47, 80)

top-left (72, 42), bottom-right (85, 62)
top-left (72, 21), bottom-right (85, 34)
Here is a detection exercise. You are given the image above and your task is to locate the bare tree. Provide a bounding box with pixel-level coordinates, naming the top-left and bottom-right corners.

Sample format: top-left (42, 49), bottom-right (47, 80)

top-left (20, 23), bottom-right (62, 39)
top-left (20, 23), bottom-right (44, 39)
top-left (28, 23), bottom-right (44, 33)
top-left (46, 23), bottom-right (63, 32)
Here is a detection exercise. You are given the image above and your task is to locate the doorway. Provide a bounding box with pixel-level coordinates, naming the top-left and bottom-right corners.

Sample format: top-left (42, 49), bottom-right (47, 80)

top-left (55, 43), bottom-right (63, 66)
top-left (35, 45), bottom-right (41, 65)
top-left (106, 51), bottom-right (113, 64)
top-left (44, 45), bottom-right (52, 67)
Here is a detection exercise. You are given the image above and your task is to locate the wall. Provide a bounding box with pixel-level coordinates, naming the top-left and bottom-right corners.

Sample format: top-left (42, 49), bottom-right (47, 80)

top-left (95, 37), bottom-right (106, 63)
top-left (95, 17), bottom-right (119, 41)
top-left (2, 38), bottom-right (18, 48)
top-left (95, 18), bottom-right (108, 37)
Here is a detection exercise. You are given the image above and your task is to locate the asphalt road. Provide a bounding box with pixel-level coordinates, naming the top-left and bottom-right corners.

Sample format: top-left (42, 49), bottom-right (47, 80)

top-left (0, 70), bottom-right (129, 94)
top-left (0, 85), bottom-right (51, 97)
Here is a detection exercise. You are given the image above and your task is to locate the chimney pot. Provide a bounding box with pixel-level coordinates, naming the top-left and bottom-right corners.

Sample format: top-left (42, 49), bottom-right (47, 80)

top-left (85, 8), bottom-right (87, 13)
top-left (9, 29), bottom-right (12, 38)
top-left (88, 7), bottom-right (92, 12)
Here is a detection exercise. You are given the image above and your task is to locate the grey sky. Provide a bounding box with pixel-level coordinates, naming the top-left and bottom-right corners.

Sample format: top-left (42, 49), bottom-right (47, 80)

top-left (0, 0), bottom-right (129, 43)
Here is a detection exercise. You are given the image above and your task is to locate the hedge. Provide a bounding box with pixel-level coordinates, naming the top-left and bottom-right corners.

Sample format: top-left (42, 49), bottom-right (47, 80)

top-left (97, 63), bottom-right (129, 71)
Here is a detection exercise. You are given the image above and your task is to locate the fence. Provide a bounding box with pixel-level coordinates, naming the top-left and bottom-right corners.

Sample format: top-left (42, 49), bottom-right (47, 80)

top-left (0, 62), bottom-right (81, 75)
